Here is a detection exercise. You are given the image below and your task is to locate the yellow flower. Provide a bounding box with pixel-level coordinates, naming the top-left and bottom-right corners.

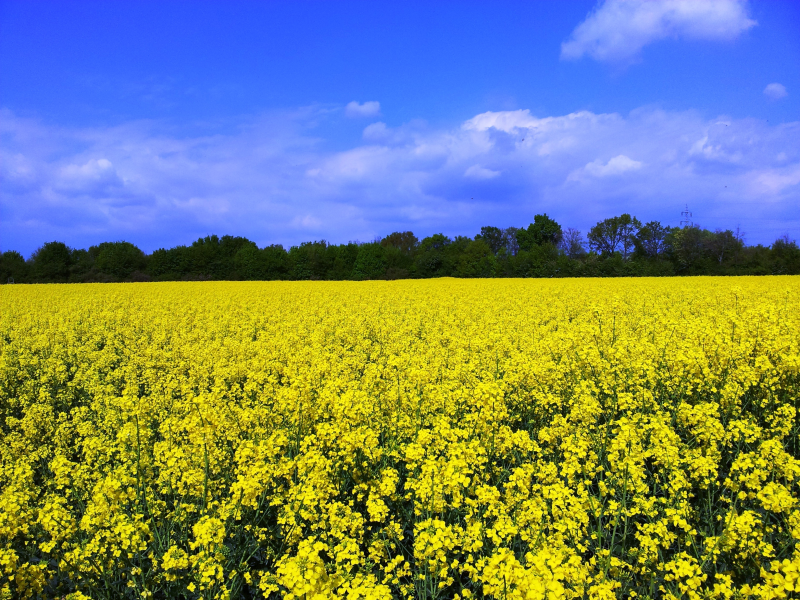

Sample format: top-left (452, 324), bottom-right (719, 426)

top-left (0, 277), bottom-right (798, 599)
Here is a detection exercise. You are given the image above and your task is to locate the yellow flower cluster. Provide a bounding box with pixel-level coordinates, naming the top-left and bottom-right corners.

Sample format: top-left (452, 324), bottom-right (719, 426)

top-left (1, 277), bottom-right (799, 599)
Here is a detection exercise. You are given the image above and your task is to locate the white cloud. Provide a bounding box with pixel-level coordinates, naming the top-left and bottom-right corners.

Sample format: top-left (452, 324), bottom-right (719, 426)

top-left (574, 154), bottom-right (643, 179)
top-left (462, 109), bottom-right (539, 132)
top-left (292, 214), bottom-right (323, 229)
top-left (56, 158), bottom-right (130, 197)
top-left (746, 163), bottom-right (800, 195)
top-left (562, 0), bottom-right (756, 63)
top-left (1, 106), bottom-right (798, 254)
top-left (363, 121), bottom-right (389, 140)
top-left (764, 83), bottom-right (788, 100)
top-left (61, 158), bottom-right (114, 178)
top-left (464, 164), bottom-right (501, 179)
top-left (345, 101), bottom-right (381, 118)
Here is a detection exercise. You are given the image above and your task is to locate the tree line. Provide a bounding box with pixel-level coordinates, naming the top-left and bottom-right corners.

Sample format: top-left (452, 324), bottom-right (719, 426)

top-left (3, 214), bottom-right (799, 283)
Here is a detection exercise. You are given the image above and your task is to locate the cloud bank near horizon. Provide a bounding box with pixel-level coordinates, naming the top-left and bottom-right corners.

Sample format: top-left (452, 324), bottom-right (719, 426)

top-left (1, 104), bottom-right (798, 256)
top-left (562, 0), bottom-right (757, 64)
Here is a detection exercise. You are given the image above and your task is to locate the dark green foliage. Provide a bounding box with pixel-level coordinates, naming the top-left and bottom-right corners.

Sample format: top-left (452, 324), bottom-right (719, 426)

top-left (380, 231), bottom-right (418, 255)
top-left (148, 246), bottom-right (193, 280)
top-left (503, 227), bottom-right (520, 256)
top-left (330, 243), bottom-right (360, 279)
top-left (587, 214), bottom-right (641, 258)
top-left (6, 222), bottom-right (799, 284)
top-left (147, 235), bottom-right (260, 281)
top-left (515, 214), bottom-right (563, 252)
top-left (667, 225), bottom-right (712, 273)
top-left (190, 235), bottom-right (257, 279)
top-left (382, 248), bottom-right (411, 279)
top-left (414, 234), bottom-right (452, 278)
top-left (380, 231), bottom-right (418, 279)
top-left (30, 241), bottom-right (72, 282)
top-left (634, 221), bottom-right (670, 258)
top-left (232, 244), bottom-right (264, 280)
top-left (456, 239), bottom-right (495, 278)
top-left (352, 243), bottom-right (388, 280)
top-left (233, 244), bottom-right (290, 280)
top-left (559, 228), bottom-right (586, 259)
top-left (739, 244), bottom-right (772, 275)
top-left (771, 235), bottom-right (800, 274)
top-left (0, 251), bottom-right (29, 283)
top-left (93, 242), bottom-right (148, 280)
top-left (289, 241), bottom-right (335, 280)
top-left (68, 248), bottom-right (97, 281)
top-left (476, 226), bottom-right (506, 254)
top-left (443, 236), bottom-right (472, 275)
top-left (507, 243), bottom-right (561, 277)
top-left (705, 229), bottom-right (744, 266)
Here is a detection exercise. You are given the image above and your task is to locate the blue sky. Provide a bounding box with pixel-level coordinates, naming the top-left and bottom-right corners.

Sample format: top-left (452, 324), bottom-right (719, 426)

top-left (1, 0), bottom-right (798, 255)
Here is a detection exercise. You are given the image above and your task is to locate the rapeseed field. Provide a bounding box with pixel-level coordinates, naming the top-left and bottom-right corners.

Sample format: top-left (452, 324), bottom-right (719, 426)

top-left (1, 278), bottom-right (799, 600)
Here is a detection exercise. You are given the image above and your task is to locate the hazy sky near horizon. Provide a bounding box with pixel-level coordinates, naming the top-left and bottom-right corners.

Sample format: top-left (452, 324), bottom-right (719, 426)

top-left (1, 0), bottom-right (799, 255)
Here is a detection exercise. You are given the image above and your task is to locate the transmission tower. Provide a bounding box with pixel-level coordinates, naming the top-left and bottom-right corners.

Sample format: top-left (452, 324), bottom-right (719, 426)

top-left (680, 204), bottom-right (693, 228)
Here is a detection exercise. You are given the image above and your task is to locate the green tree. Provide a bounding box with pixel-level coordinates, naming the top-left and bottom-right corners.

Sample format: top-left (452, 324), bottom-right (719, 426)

top-left (442, 236), bottom-right (472, 276)
top-left (634, 221), bottom-right (670, 258)
top-left (262, 245), bottom-right (291, 279)
top-left (233, 245), bottom-right (264, 279)
top-left (288, 241), bottom-right (333, 280)
top-left (476, 226), bottom-right (506, 254)
top-left (770, 235), bottom-right (800, 275)
top-left (739, 244), bottom-right (772, 275)
top-left (667, 225), bottom-right (712, 273)
top-left (558, 228), bottom-right (586, 259)
top-left (415, 234), bottom-right (451, 278)
top-left (148, 246), bottom-right (192, 280)
top-left (352, 242), bottom-right (387, 280)
top-left (379, 232), bottom-right (417, 278)
top-left (705, 229), bottom-right (743, 267)
top-left (327, 243), bottom-right (359, 279)
top-left (93, 241), bottom-right (147, 280)
top-left (31, 241), bottom-right (72, 282)
top-left (232, 244), bottom-right (289, 280)
top-left (509, 243), bottom-right (560, 277)
top-left (0, 250), bottom-right (29, 283)
top-left (587, 214), bottom-right (641, 258)
top-left (456, 239), bottom-right (496, 277)
top-left (380, 231), bottom-right (418, 255)
top-left (503, 227), bottom-right (520, 256)
top-left (189, 235), bottom-right (257, 279)
top-left (382, 247), bottom-right (411, 279)
top-left (515, 214), bottom-right (562, 252)
top-left (68, 248), bottom-right (97, 281)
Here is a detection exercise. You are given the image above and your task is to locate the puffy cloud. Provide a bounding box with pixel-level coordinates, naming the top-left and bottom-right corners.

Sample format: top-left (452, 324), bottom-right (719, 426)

top-left (57, 158), bottom-right (127, 195)
top-left (291, 214), bottom-right (324, 230)
top-left (746, 163), bottom-right (800, 196)
top-left (1, 105), bottom-right (798, 255)
top-left (571, 155), bottom-right (643, 180)
top-left (363, 121), bottom-right (389, 140)
top-left (345, 101), bottom-right (381, 118)
top-left (562, 0), bottom-right (756, 63)
top-left (463, 110), bottom-right (539, 133)
top-left (764, 83), bottom-right (788, 100)
top-left (61, 157), bottom-right (114, 179)
top-left (464, 164), bottom-right (501, 180)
